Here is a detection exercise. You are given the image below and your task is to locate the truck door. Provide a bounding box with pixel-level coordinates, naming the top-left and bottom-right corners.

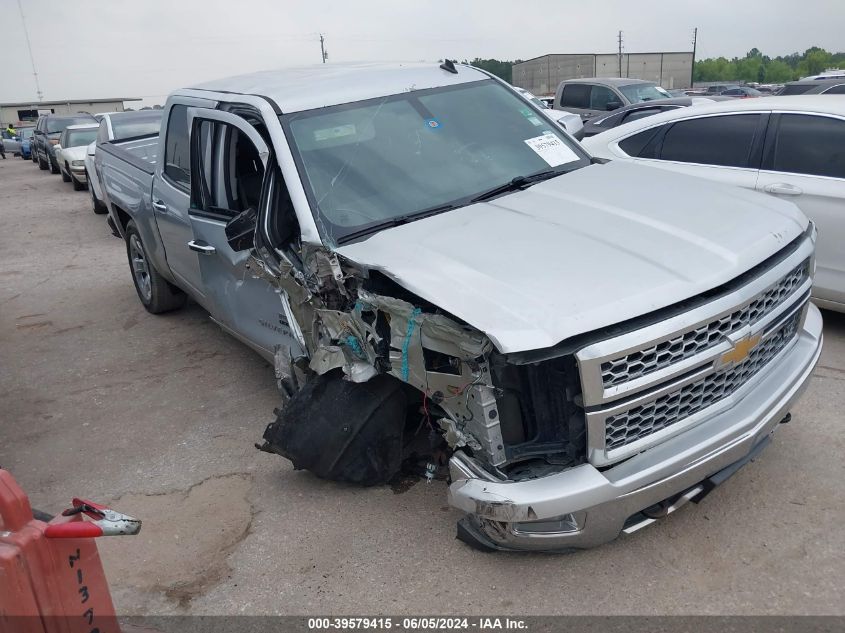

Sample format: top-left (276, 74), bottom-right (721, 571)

top-left (151, 103), bottom-right (208, 301)
top-left (185, 108), bottom-right (303, 360)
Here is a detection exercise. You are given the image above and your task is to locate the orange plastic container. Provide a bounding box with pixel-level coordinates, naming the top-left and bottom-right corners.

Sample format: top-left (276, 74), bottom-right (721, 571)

top-left (0, 470), bottom-right (121, 633)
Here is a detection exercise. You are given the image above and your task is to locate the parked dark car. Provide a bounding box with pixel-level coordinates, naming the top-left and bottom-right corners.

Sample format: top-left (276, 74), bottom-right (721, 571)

top-left (720, 86), bottom-right (762, 98)
top-left (778, 78), bottom-right (845, 96)
top-left (32, 114), bottom-right (98, 173)
top-left (580, 97), bottom-right (727, 137)
top-left (704, 84), bottom-right (740, 95)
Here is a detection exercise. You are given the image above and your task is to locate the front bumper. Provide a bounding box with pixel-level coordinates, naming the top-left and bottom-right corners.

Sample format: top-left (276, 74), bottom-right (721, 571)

top-left (448, 304), bottom-right (823, 551)
top-left (70, 166), bottom-right (87, 180)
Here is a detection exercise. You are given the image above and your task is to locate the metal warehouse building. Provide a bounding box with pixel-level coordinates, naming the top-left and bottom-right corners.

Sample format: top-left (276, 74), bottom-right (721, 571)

top-left (0, 98), bottom-right (141, 125)
top-left (512, 52), bottom-right (694, 96)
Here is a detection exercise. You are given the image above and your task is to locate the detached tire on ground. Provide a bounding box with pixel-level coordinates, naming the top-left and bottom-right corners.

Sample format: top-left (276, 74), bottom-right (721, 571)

top-left (261, 371), bottom-right (407, 485)
top-left (124, 220), bottom-right (186, 314)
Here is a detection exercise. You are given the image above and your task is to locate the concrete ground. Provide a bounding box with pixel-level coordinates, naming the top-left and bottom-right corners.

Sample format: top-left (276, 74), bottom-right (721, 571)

top-left (1, 156), bottom-right (843, 615)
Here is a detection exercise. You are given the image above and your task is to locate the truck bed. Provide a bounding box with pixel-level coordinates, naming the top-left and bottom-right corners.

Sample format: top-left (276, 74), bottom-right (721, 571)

top-left (98, 133), bottom-right (159, 175)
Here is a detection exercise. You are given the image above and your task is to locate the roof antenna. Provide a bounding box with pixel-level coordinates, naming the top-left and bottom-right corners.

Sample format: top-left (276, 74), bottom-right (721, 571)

top-left (439, 59), bottom-right (458, 74)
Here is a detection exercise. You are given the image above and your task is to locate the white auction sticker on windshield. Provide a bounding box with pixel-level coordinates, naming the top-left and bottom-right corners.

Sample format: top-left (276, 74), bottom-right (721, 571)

top-left (524, 134), bottom-right (580, 167)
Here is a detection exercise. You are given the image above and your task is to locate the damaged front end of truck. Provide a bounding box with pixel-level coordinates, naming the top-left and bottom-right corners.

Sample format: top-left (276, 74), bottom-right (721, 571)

top-left (254, 241), bottom-right (588, 540)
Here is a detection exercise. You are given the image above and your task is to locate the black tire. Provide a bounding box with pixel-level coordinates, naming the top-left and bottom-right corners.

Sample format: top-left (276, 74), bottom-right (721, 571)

top-left (124, 220), bottom-right (187, 314)
top-left (31, 154), bottom-right (37, 163)
top-left (61, 165), bottom-right (71, 182)
top-left (50, 158), bottom-right (59, 174)
top-left (261, 371), bottom-right (408, 485)
top-left (38, 154), bottom-right (48, 170)
top-left (72, 175), bottom-right (85, 191)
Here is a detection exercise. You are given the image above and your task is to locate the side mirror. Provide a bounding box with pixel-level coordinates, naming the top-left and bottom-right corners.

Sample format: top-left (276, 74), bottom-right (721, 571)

top-left (606, 101), bottom-right (623, 111)
top-left (225, 207), bottom-right (257, 252)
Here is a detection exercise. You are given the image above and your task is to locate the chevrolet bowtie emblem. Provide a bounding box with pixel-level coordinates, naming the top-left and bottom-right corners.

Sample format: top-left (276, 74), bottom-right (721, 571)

top-left (721, 333), bottom-right (761, 365)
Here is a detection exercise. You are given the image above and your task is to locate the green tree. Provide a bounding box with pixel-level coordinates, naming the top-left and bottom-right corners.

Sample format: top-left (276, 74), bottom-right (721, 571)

top-left (694, 46), bottom-right (842, 83)
top-left (466, 58), bottom-right (521, 83)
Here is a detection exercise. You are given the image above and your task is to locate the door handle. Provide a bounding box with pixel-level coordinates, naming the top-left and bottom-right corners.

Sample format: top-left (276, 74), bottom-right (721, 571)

top-left (188, 240), bottom-right (216, 255)
top-left (763, 183), bottom-right (803, 196)
top-left (152, 200), bottom-right (168, 212)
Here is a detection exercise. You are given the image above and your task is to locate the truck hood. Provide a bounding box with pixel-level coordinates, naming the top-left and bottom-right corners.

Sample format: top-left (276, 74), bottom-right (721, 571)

top-left (335, 161), bottom-right (807, 354)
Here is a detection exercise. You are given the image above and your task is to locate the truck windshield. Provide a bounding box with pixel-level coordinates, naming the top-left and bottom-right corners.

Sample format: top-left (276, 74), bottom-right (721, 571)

top-left (619, 83), bottom-right (671, 103)
top-left (47, 116), bottom-right (95, 134)
top-left (282, 79), bottom-right (590, 244)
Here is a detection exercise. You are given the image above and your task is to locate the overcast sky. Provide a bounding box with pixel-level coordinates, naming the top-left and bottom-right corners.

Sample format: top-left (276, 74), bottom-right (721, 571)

top-left (3, 0), bottom-right (844, 105)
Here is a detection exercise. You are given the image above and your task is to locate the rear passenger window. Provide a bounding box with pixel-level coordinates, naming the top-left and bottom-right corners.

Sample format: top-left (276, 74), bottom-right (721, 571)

top-left (618, 126), bottom-right (665, 158)
top-left (824, 84), bottom-right (845, 94)
top-left (164, 105), bottom-right (191, 189)
top-left (659, 114), bottom-right (761, 168)
top-left (772, 114), bottom-right (845, 179)
top-left (561, 84), bottom-right (591, 109)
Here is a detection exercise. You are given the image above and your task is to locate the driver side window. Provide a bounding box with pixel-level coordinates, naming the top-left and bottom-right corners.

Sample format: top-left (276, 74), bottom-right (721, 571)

top-left (191, 119), bottom-right (265, 217)
top-left (590, 85), bottom-right (618, 110)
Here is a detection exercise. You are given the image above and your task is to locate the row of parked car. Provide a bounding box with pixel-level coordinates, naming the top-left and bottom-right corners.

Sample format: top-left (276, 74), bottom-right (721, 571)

top-left (7, 110), bottom-right (162, 209)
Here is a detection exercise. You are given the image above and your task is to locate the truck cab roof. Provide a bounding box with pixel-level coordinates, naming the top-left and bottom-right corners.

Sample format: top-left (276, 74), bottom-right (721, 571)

top-left (189, 62), bottom-right (489, 113)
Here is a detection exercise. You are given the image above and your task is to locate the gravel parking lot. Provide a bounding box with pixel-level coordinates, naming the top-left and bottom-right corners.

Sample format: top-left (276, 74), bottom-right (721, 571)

top-left (1, 156), bottom-right (844, 616)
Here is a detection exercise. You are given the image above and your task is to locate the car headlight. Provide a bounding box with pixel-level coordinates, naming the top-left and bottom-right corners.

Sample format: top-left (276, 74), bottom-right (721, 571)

top-left (72, 160), bottom-right (85, 167)
top-left (49, 139), bottom-right (59, 145)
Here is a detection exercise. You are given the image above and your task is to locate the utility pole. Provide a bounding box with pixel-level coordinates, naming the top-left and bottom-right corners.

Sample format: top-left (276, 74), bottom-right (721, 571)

top-left (17, 0), bottom-right (43, 101)
top-left (690, 27), bottom-right (698, 89)
top-left (319, 33), bottom-right (327, 64)
top-left (617, 31), bottom-right (623, 78)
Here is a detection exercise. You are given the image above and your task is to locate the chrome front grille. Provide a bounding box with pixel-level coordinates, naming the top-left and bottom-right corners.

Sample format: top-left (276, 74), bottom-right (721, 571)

top-left (600, 260), bottom-right (809, 389)
top-left (604, 310), bottom-right (802, 451)
top-left (576, 234), bottom-right (815, 467)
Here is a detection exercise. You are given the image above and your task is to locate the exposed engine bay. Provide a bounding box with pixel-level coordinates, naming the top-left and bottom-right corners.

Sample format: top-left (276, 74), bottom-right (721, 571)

top-left (255, 243), bottom-right (587, 486)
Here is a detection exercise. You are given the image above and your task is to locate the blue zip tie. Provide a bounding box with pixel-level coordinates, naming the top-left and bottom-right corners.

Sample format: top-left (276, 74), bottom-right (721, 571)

top-left (344, 335), bottom-right (365, 359)
top-left (401, 308), bottom-right (422, 382)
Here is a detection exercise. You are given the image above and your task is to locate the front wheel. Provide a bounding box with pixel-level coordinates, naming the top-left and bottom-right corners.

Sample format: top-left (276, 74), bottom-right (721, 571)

top-left (38, 154), bottom-right (48, 170)
top-left (61, 165), bottom-right (71, 182)
top-left (49, 159), bottom-right (59, 174)
top-left (72, 175), bottom-right (85, 191)
top-left (124, 221), bottom-right (186, 314)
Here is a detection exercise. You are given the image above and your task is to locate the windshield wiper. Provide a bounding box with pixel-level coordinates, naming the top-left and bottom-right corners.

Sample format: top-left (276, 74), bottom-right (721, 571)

top-left (335, 203), bottom-right (459, 245)
top-left (469, 169), bottom-right (568, 204)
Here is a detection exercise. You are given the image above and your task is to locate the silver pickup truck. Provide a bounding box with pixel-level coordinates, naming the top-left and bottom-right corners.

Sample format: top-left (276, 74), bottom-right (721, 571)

top-left (97, 62), bottom-right (823, 552)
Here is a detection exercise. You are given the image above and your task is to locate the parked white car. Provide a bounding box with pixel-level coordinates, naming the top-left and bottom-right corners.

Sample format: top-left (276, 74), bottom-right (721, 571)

top-left (513, 86), bottom-right (584, 139)
top-left (56, 124), bottom-right (99, 190)
top-left (85, 110), bottom-right (163, 214)
top-left (583, 96), bottom-right (845, 312)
